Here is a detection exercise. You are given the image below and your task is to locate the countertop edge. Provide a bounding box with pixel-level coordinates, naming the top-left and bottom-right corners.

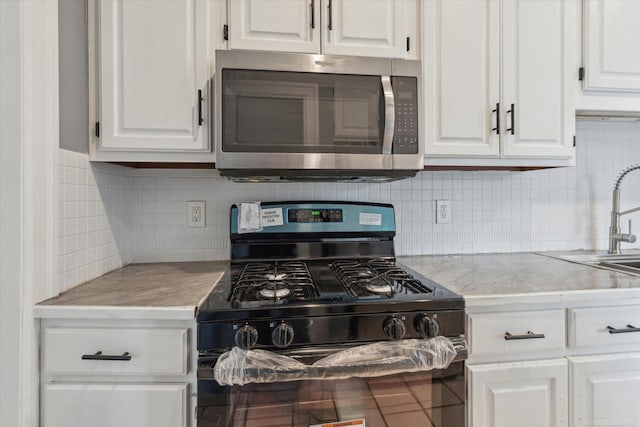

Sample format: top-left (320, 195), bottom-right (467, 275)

top-left (33, 304), bottom-right (197, 321)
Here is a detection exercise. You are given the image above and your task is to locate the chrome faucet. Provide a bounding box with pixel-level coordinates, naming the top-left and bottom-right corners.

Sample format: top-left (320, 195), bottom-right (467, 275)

top-left (609, 164), bottom-right (640, 254)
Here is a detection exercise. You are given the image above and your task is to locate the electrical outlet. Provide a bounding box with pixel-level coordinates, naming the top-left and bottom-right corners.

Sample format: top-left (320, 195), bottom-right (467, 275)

top-left (436, 200), bottom-right (451, 224)
top-left (187, 201), bottom-right (206, 228)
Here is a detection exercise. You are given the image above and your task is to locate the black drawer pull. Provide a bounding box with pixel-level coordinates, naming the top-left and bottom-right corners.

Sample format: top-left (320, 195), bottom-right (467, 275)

top-left (607, 324), bottom-right (640, 334)
top-left (504, 331), bottom-right (545, 340)
top-left (81, 351), bottom-right (131, 361)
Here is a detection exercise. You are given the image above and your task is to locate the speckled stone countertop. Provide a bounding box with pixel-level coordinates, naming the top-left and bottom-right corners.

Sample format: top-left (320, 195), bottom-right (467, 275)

top-left (34, 252), bottom-right (640, 319)
top-left (34, 261), bottom-right (228, 320)
top-left (398, 251), bottom-right (640, 306)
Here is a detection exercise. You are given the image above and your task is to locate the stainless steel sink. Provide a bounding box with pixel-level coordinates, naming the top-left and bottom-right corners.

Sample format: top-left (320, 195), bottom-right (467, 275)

top-left (541, 252), bottom-right (640, 276)
top-left (597, 259), bottom-right (640, 275)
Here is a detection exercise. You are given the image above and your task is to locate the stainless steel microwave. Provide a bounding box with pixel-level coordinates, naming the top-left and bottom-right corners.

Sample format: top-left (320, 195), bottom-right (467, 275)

top-left (214, 50), bottom-right (422, 182)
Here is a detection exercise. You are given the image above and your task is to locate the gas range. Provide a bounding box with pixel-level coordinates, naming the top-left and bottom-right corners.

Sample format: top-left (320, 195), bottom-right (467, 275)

top-left (196, 202), bottom-right (464, 353)
top-left (196, 202), bottom-right (467, 427)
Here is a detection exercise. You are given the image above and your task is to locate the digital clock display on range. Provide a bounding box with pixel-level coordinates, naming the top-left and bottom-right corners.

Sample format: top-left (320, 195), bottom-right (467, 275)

top-left (287, 209), bottom-right (343, 223)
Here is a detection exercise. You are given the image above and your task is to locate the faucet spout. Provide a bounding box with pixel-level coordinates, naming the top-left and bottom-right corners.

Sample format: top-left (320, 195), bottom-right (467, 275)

top-left (609, 165), bottom-right (640, 254)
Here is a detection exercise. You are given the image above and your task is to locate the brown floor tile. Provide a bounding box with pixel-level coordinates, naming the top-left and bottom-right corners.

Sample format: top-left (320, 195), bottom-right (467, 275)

top-left (383, 409), bottom-right (434, 427)
top-left (293, 400), bottom-right (338, 426)
top-left (428, 403), bottom-right (465, 427)
top-left (333, 378), bottom-right (373, 399)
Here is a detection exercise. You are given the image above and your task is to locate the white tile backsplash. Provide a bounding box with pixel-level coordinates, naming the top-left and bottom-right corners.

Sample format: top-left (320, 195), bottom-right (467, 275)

top-left (58, 150), bottom-right (129, 291)
top-left (59, 120), bottom-right (640, 289)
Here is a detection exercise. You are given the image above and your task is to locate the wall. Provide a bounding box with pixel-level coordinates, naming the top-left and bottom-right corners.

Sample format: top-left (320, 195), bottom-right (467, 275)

top-left (58, 0), bottom-right (88, 153)
top-left (0, 1), bottom-right (23, 424)
top-left (58, 119), bottom-right (640, 289)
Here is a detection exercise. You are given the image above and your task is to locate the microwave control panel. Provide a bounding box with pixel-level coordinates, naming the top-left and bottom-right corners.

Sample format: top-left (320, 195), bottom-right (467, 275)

top-left (391, 76), bottom-right (418, 155)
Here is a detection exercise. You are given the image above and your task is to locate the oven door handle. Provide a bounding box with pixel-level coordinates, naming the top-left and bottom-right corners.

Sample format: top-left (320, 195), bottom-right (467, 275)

top-left (212, 336), bottom-right (466, 386)
top-left (381, 76), bottom-right (395, 155)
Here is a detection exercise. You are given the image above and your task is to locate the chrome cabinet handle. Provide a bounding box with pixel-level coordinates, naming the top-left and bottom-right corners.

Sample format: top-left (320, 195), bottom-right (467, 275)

top-left (504, 331), bottom-right (545, 340)
top-left (81, 351), bottom-right (132, 361)
top-left (381, 76), bottom-right (395, 155)
top-left (492, 102), bottom-right (500, 134)
top-left (327, 0), bottom-right (333, 31)
top-left (310, 0), bottom-right (315, 29)
top-left (506, 103), bottom-right (515, 135)
top-left (607, 324), bottom-right (640, 334)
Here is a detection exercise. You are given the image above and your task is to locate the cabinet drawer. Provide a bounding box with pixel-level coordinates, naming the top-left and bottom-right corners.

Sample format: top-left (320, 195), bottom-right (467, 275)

top-left (468, 310), bottom-right (565, 356)
top-left (43, 383), bottom-right (188, 427)
top-left (569, 305), bottom-right (640, 348)
top-left (43, 327), bottom-right (189, 376)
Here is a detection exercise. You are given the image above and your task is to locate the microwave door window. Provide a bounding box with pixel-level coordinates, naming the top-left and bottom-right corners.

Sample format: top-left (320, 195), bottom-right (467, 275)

top-left (222, 69), bottom-right (384, 154)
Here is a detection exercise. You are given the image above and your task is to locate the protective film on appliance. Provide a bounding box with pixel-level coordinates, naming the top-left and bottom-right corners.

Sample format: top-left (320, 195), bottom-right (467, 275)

top-left (213, 336), bottom-right (465, 386)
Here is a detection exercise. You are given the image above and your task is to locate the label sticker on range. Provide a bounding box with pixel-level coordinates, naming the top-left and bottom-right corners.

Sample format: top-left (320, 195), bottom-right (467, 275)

top-left (261, 207), bottom-right (284, 227)
top-left (359, 212), bottom-right (382, 226)
top-left (310, 419), bottom-right (365, 427)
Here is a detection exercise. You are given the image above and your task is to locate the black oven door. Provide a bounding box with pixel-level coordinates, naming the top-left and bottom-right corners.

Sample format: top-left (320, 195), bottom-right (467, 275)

top-left (197, 357), bottom-right (465, 427)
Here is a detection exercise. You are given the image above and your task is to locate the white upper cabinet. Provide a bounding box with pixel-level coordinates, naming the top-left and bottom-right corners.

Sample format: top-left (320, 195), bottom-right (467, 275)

top-left (578, 0), bottom-right (640, 112)
top-left (226, 0), bottom-right (416, 59)
top-left (322, 0), bottom-right (408, 58)
top-left (228, 0), bottom-right (320, 53)
top-left (92, 0), bottom-right (212, 161)
top-left (423, 0), bottom-right (500, 157)
top-left (583, 0), bottom-right (640, 93)
top-left (424, 0), bottom-right (576, 165)
top-left (501, 0), bottom-right (574, 159)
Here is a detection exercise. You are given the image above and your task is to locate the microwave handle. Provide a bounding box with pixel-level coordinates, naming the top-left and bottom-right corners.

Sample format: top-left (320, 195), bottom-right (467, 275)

top-left (381, 76), bottom-right (395, 155)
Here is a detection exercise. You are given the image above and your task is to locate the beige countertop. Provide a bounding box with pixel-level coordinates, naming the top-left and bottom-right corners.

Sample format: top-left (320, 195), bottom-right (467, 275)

top-left (399, 251), bottom-right (640, 307)
top-left (34, 252), bottom-right (640, 318)
top-left (34, 261), bottom-right (228, 320)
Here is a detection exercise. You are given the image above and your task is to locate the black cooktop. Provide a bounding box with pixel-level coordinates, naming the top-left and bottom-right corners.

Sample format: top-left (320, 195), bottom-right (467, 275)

top-left (196, 258), bottom-right (463, 323)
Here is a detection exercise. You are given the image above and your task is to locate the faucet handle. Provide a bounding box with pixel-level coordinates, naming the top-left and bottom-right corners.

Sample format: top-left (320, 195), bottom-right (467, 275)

top-left (628, 220), bottom-right (637, 243)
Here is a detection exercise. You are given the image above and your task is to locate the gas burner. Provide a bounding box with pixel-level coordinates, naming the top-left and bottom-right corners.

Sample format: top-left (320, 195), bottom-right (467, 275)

top-left (258, 284), bottom-right (292, 299)
top-left (365, 283), bottom-right (394, 295)
top-left (229, 261), bottom-right (319, 306)
top-left (330, 259), bottom-right (433, 298)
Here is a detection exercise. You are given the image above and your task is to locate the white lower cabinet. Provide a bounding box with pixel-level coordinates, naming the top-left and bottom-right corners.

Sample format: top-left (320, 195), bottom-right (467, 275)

top-left (40, 318), bottom-right (196, 427)
top-left (569, 353), bottom-right (640, 427)
top-left (43, 383), bottom-right (188, 427)
top-left (468, 358), bottom-right (568, 427)
top-left (467, 303), bottom-right (640, 427)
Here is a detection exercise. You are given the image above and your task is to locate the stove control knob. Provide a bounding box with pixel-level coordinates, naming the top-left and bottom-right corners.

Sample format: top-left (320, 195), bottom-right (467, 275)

top-left (415, 315), bottom-right (440, 339)
top-left (383, 316), bottom-right (406, 340)
top-left (272, 323), bottom-right (295, 348)
top-left (235, 324), bottom-right (259, 350)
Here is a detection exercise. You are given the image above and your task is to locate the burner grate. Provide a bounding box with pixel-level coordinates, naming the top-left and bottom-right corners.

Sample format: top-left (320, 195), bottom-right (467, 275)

top-left (230, 261), bottom-right (319, 305)
top-left (330, 259), bottom-right (432, 298)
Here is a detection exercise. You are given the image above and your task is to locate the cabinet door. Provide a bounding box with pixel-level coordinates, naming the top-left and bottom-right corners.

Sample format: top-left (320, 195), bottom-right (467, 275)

top-left (501, 0), bottom-right (575, 159)
top-left (228, 0), bottom-right (320, 53)
top-left (99, 0), bottom-right (209, 152)
top-left (584, 0), bottom-right (640, 92)
top-left (468, 359), bottom-right (568, 427)
top-left (570, 353), bottom-right (640, 427)
top-left (423, 0), bottom-right (500, 157)
top-left (322, 0), bottom-right (413, 58)
top-left (43, 383), bottom-right (188, 427)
